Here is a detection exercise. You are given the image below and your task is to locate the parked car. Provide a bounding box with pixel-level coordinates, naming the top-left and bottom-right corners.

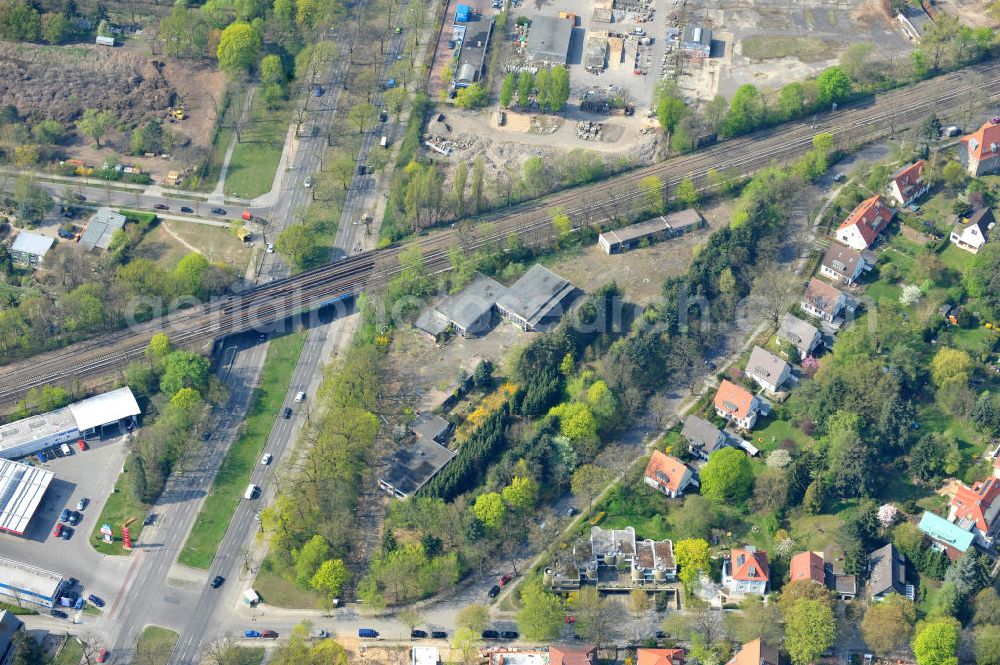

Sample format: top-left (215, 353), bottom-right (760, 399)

top-left (261, 453), bottom-right (273, 465)
top-left (88, 594), bottom-right (105, 608)
top-left (499, 574), bottom-right (512, 586)
top-left (180, 206), bottom-right (194, 213)
top-left (410, 630), bottom-right (427, 639)
top-left (153, 204), bottom-right (169, 210)
top-left (481, 630), bottom-right (500, 639)
top-left (500, 631), bottom-right (518, 639)
top-left (261, 630), bottom-right (279, 639)
top-left (50, 609), bottom-right (68, 619)
top-left (67, 511), bottom-right (81, 526)
top-left (211, 208), bottom-right (227, 215)
top-left (53, 446), bottom-right (64, 458)
top-left (304, 177), bottom-right (313, 189)
top-left (565, 616), bottom-right (576, 623)
top-left (266, 243), bottom-right (274, 254)
top-left (36, 452), bottom-right (46, 463)
top-left (488, 585), bottom-right (501, 598)
top-left (73, 193), bottom-right (87, 201)
top-left (430, 631), bottom-right (447, 639)
top-left (143, 514), bottom-right (155, 526)
top-left (59, 509), bottom-right (71, 523)
top-left (77, 439), bottom-right (88, 451)
top-left (60, 527), bottom-right (73, 540)
top-left (379, 111), bottom-right (388, 122)
top-left (358, 628), bottom-right (379, 639)
top-left (357, 165), bottom-right (366, 175)
top-left (309, 629), bottom-right (328, 639)
top-left (313, 86), bottom-right (324, 97)
top-left (295, 391), bottom-right (306, 403)
top-left (564, 506), bottom-right (576, 517)
top-left (210, 576), bottom-right (225, 588)
top-left (832, 172), bottom-right (846, 182)
top-left (254, 510), bottom-right (262, 521)
top-left (282, 407), bottom-right (293, 419)
top-left (96, 649), bottom-right (109, 663)
top-left (244, 630), bottom-right (261, 639)
top-left (53, 523), bottom-right (63, 537)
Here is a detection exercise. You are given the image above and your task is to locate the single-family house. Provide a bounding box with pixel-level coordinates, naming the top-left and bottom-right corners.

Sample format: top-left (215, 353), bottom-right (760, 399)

top-left (835, 195), bottom-right (894, 251)
top-left (726, 640), bottom-right (782, 665)
top-left (745, 346), bottom-right (791, 394)
top-left (800, 277), bottom-right (851, 324)
top-left (681, 415), bottom-right (726, 460)
top-left (714, 380), bottom-right (762, 430)
top-left (643, 451), bottom-right (694, 498)
top-left (637, 649), bottom-right (686, 665)
top-left (947, 461), bottom-right (1000, 548)
top-left (950, 207), bottom-right (995, 255)
top-left (960, 119), bottom-right (1000, 177)
top-left (887, 160), bottom-right (929, 207)
top-left (777, 313), bottom-right (822, 358)
top-left (868, 543), bottom-right (912, 601)
top-left (550, 645), bottom-right (599, 665)
top-left (918, 511), bottom-right (975, 561)
top-left (789, 550), bottom-right (856, 599)
top-left (819, 243), bottom-right (875, 286)
top-left (722, 545), bottom-right (769, 597)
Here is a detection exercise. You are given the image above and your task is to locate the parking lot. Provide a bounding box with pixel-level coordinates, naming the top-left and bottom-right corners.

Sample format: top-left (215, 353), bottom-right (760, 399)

top-left (1, 433), bottom-right (131, 609)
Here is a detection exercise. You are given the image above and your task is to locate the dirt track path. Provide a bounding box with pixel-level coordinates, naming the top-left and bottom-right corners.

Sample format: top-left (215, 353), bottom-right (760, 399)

top-left (160, 222), bottom-right (201, 254)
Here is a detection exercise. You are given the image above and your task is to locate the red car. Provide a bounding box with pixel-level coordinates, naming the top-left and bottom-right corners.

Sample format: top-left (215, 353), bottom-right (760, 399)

top-left (499, 574), bottom-right (512, 587)
top-left (565, 616), bottom-right (576, 624)
top-left (77, 439), bottom-right (88, 451)
top-left (53, 523), bottom-right (63, 537)
top-left (96, 648), bottom-right (109, 663)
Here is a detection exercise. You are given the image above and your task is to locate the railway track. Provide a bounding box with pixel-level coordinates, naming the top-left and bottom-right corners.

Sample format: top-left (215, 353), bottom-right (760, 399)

top-left (1, 61), bottom-right (999, 405)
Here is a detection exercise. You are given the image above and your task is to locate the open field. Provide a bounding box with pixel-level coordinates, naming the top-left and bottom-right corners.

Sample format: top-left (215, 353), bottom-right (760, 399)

top-left (225, 100), bottom-right (291, 199)
top-left (740, 35), bottom-right (842, 62)
top-left (177, 330), bottom-right (307, 569)
top-left (136, 221), bottom-right (252, 271)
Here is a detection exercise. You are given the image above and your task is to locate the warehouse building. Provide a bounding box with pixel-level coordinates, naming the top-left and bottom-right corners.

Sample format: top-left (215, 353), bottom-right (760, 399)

top-left (598, 209), bottom-right (704, 254)
top-left (496, 265), bottom-right (577, 331)
top-left (414, 273), bottom-right (508, 339)
top-left (379, 438), bottom-right (457, 499)
top-left (680, 25), bottom-right (712, 58)
top-left (0, 558), bottom-right (64, 608)
top-left (526, 15), bottom-right (573, 65)
top-left (0, 387), bottom-right (141, 460)
top-left (0, 459), bottom-right (54, 536)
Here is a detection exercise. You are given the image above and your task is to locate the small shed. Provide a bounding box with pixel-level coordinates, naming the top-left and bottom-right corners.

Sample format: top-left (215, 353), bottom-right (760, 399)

top-left (95, 35), bottom-right (115, 46)
top-left (455, 3), bottom-right (471, 22)
top-left (10, 232), bottom-right (54, 267)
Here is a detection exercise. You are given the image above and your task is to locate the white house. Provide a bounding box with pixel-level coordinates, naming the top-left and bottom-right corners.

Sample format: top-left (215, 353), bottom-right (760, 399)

top-left (745, 346), bottom-right (791, 394)
top-left (950, 208), bottom-right (995, 255)
top-left (836, 195), bottom-right (894, 251)
top-left (801, 277), bottom-right (850, 324)
top-left (722, 546), bottom-right (770, 597)
top-left (714, 380), bottom-right (762, 430)
top-left (819, 243), bottom-right (875, 286)
top-left (643, 451), bottom-right (694, 498)
top-left (777, 314), bottom-right (822, 358)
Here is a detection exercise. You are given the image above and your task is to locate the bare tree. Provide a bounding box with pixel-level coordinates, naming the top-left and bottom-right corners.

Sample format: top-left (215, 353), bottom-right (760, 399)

top-left (204, 635), bottom-right (243, 665)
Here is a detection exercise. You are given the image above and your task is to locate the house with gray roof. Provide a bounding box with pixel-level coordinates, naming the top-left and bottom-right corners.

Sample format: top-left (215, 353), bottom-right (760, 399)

top-left (414, 273), bottom-right (508, 339)
top-left (10, 232), bottom-right (53, 268)
top-left (409, 412), bottom-right (451, 444)
top-left (79, 208), bottom-right (126, 251)
top-left (526, 15), bottom-right (573, 64)
top-left (681, 415), bottom-right (726, 460)
top-left (868, 543), bottom-right (912, 601)
top-left (378, 437), bottom-right (456, 499)
top-left (745, 346), bottom-right (791, 394)
top-left (777, 313), bottom-right (821, 358)
top-left (496, 265), bottom-right (577, 331)
top-left (819, 243), bottom-right (875, 286)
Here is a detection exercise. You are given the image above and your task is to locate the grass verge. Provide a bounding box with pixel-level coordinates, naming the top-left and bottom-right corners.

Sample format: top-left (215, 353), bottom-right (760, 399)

top-left (252, 558), bottom-right (324, 608)
top-left (135, 626), bottom-right (179, 665)
top-left (54, 638), bottom-right (83, 665)
top-left (230, 647), bottom-right (265, 665)
top-left (225, 98), bottom-right (291, 199)
top-left (0, 601), bottom-right (36, 615)
top-left (90, 463), bottom-right (150, 556)
top-left (177, 330), bottom-right (307, 569)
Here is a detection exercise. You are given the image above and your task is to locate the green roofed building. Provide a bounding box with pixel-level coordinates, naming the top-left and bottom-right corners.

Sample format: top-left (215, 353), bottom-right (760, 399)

top-left (918, 511), bottom-right (974, 560)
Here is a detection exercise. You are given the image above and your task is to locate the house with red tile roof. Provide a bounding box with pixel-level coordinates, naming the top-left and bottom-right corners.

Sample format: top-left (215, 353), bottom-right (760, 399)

top-left (789, 551), bottom-right (825, 585)
top-left (644, 451), bottom-right (694, 498)
top-left (835, 194), bottom-right (894, 251)
top-left (887, 160), bottom-right (929, 207)
top-left (550, 645), bottom-right (598, 665)
top-left (947, 461), bottom-right (1000, 548)
top-left (722, 545), bottom-right (769, 596)
top-left (637, 648), bottom-right (686, 665)
top-left (713, 380), bottom-right (762, 430)
top-left (960, 119), bottom-right (1000, 176)
top-left (726, 640), bottom-right (782, 665)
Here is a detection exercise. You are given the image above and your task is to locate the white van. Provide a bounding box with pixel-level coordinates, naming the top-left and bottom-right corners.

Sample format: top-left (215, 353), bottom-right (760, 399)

top-left (60, 443), bottom-right (72, 456)
top-left (244, 484), bottom-right (260, 500)
top-left (294, 391), bottom-right (306, 403)
top-left (380, 136), bottom-right (388, 148)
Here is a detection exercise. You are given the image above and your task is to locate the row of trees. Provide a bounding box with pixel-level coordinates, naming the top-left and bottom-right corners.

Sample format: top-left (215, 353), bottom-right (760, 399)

top-left (499, 67), bottom-right (570, 112)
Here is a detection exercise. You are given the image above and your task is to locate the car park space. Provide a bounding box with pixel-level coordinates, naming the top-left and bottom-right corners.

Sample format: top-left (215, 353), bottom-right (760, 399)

top-left (0, 432), bottom-right (128, 587)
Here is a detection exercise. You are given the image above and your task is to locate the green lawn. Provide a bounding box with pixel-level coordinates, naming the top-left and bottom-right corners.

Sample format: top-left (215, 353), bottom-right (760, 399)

top-left (595, 481), bottom-right (670, 541)
top-left (54, 638), bottom-right (83, 665)
top-left (752, 415), bottom-right (813, 453)
top-left (864, 279), bottom-right (902, 306)
top-left (946, 325), bottom-right (997, 355)
top-left (177, 330), bottom-right (307, 569)
top-left (135, 626), bottom-right (178, 665)
top-left (787, 512), bottom-right (846, 553)
top-left (230, 647), bottom-right (265, 665)
top-left (90, 464), bottom-right (150, 556)
top-left (225, 98), bottom-right (291, 199)
top-left (938, 243), bottom-right (975, 274)
top-left (252, 560), bottom-right (325, 609)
